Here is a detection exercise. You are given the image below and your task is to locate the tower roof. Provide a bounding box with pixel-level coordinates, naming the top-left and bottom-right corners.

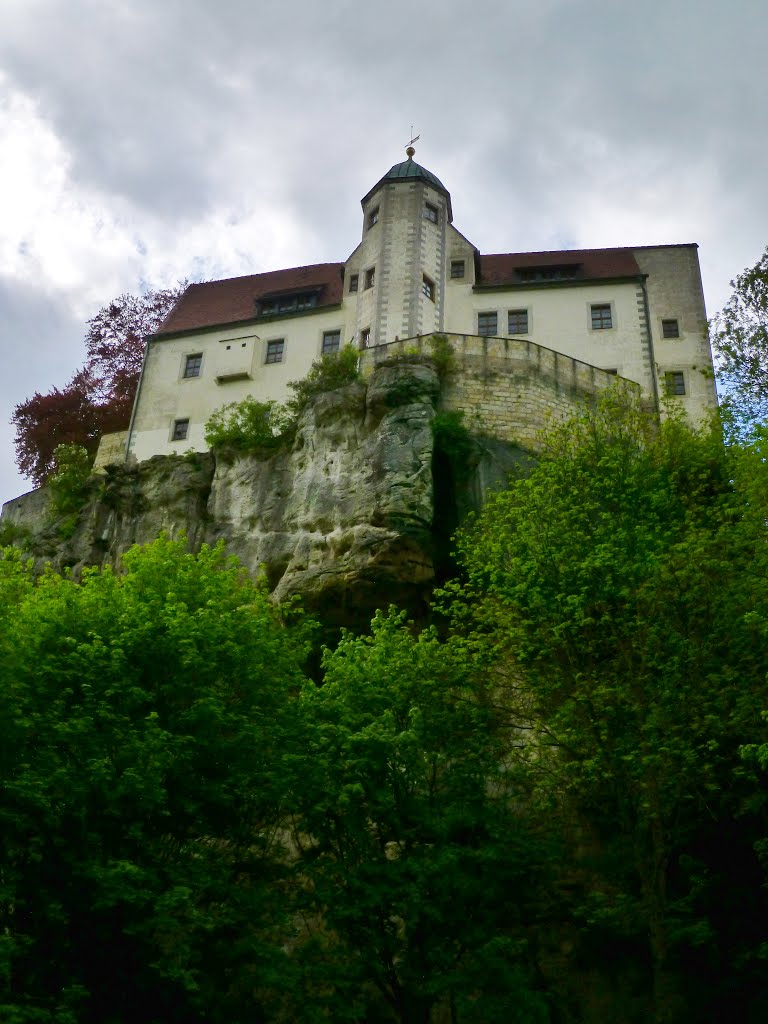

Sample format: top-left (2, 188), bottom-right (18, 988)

top-left (362, 157), bottom-right (452, 220)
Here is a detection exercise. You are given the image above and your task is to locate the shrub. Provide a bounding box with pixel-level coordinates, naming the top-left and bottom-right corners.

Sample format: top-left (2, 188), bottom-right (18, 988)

top-left (0, 521), bottom-right (31, 549)
top-left (287, 346), bottom-right (361, 415)
top-left (428, 333), bottom-right (456, 379)
top-left (432, 410), bottom-right (475, 463)
top-left (204, 398), bottom-right (292, 452)
top-left (48, 444), bottom-right (92, 520)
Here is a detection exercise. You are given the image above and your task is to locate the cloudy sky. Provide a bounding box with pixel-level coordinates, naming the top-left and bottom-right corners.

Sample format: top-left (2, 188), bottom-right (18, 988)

top-left (1, 0), bottom-right (766, 505)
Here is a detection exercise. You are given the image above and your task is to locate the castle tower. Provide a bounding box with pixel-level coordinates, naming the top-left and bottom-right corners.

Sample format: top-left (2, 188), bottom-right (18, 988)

top-left (345, 147), bottom-right (452, 347)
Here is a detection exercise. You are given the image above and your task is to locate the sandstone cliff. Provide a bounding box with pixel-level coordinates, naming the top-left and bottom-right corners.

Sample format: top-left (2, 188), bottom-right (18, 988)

top-left (2, 360), bottom-right (528, 627)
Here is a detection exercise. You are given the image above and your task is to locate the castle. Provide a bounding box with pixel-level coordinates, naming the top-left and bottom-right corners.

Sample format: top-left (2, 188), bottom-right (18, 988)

top-left (121, 148), bottom-right (717, 465)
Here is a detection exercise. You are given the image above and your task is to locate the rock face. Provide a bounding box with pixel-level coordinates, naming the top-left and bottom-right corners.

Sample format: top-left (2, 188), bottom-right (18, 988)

top-left (4, 361), bottom-right (527, 627)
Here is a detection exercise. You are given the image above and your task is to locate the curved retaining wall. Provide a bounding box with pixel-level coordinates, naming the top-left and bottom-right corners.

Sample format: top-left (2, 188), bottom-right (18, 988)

top-left (360, 333), bottom-right (642, 448)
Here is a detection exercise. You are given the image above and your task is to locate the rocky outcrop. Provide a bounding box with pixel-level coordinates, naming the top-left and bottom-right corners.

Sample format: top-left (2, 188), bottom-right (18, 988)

top-left (1, 360), bottom-right (527, 627)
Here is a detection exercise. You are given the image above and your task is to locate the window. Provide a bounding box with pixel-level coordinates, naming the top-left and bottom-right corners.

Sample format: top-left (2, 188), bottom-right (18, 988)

top-left (367, 207), bottom-right (379, 229)
top-left (422, 275), bottom-right (435, 301)
top-left (664, 371), bottom-right (686, 396)
top-left (507, 309), bottom-right (529, 334)
top-left (424, 202), bottom-right (438, 224)
top-left (322, 330), bottom-right (341, 355)
top-left (257, 292), bottom-right (318, 316)
top-left (518, 265), bottom-right (580, 283)
top-left (265, 339), bottom-right (285, 364)
top-left (365, 267), bottom-right (375, 289)
top-left (662, 318), bottom-right (680, 338)
top-left (183, 353), bottom-right (202, 378)
top-left (172, 418), bottom-right (189, 441)
top-left (591, 303), bottom-right (613, 330)
top-left (360, 327), bottom-right (371, 348)
top-left (450, 260), bottom-right (465, 279)
top-left (349, 273), bottom-right (359, 293)
top-left (478, 312), bottom-right (498, 336)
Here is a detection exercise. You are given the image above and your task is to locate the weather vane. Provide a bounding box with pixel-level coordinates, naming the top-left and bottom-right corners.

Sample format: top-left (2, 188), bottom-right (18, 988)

top-left (406, 127), bottom-right (420, 158)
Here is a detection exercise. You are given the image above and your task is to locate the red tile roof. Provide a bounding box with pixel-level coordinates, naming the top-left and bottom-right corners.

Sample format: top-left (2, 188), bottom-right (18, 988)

top-left (155, 263), bottom-right (345, 336)
top-left (154, 248), bottom-right (646, 337)
top-left (477, 248), bottom-right (641, 287)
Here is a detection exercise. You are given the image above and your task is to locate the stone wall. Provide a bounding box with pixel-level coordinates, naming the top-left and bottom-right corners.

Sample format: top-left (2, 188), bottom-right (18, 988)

top-left (93, 430), bottom-right (129, 472)
top-left (361, 333), bottom-right (638, 448)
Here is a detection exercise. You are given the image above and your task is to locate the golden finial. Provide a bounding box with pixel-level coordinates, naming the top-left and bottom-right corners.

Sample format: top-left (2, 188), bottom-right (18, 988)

top-left (406, 127), bottom-right (419, 159)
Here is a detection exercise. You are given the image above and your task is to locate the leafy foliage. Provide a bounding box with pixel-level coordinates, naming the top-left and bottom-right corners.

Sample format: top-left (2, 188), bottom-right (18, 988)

top-left (203, 396), bottom-right (292, 452)
top-left (450, 393), bottom-right (768, 1022)
top-left (47, 443), bottom-right (92, 520)
top-left (5, 388), bottom-right (768, 1022)
top-left (0, 537), bottom-right (310, 1023)
top-left (427, 333), bottom-right (456, 379)
top-left (289, 609), bottom-right (553, 1023)
top-left (711, 246), bottom-right (768, 431)
top-left (12, 285), bottom-right (185, 485)
top-left (286, 345), bottom-right (361, 415)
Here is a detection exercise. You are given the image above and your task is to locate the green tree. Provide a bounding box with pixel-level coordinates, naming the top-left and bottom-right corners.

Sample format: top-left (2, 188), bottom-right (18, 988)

top-left (0, 537), bottom-right (311, 1023)
top-left (288, 609), bottom-right (553, 1024)
top-left (711, 246), bottom-right (768, 431)
top-left (450, 393), bottom-right (768, 1023)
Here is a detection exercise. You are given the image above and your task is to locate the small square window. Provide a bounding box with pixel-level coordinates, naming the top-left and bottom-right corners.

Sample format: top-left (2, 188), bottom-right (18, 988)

top-left (360, 328), bottom-right (371, 348)
top-left (424, 203), bottom-right (438, 224)
top-left (265, 339), bottom-right (285, 364)
top-left (450, 260), bottom-right (465, 279)
top-left (322, 330), bottom-right (341, 355)
top-left (664, 371), bottom-right (686, 396)
top-left (349, 274), bottom-right (359, 293)
top-left (183, 353), bottom-right (202, 378)
top-left (591, 303), bottom-right (613, 330)
top-left (367, 207), bottom-right (379, 230)
top-left (365, 267), bottom-right (375, 289)
top-left (422, 275), bottom-right (435, 302)
top-left (662, 318), bottom-right (680, 339)
top-left (478, 312), bottom-right (498, 336)
top-left (172, 418), bottom-right (189, 441)
top-left (507, 309), bottom-right (529, 335)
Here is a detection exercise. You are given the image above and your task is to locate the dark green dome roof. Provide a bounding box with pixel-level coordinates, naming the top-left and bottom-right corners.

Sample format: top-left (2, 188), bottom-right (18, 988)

top-left (382, 158), bottom-right (448, 191)
top-left (362, 157), bottom-right (452, 220)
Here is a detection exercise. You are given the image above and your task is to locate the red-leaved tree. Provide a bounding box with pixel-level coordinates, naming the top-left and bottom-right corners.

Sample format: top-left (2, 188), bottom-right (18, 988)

top-left (12, 285), bottom-right (186, 485)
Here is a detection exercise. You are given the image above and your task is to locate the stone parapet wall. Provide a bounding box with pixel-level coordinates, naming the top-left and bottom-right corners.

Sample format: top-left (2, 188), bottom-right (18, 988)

top-left (1, 486), bottom-right (50, 530)
top-left (360, 333), bottom-right (640, 448)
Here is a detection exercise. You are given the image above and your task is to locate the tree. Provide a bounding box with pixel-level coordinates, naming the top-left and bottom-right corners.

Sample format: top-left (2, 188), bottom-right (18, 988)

top-left (288, 609), bottom-right (554, 1024)
top-left (0, 536), bottom-right (311, 1023)
top-left (12, 285), bottom-right (185, 486)
top-left (711, 247), bottom-right (768, 430)
top-left (449, 393), bottom-right (768, 1023)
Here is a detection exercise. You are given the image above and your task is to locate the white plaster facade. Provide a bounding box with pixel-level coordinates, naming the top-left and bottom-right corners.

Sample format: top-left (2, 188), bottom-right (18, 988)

top-left (125, 153), bottom-right (717, 464)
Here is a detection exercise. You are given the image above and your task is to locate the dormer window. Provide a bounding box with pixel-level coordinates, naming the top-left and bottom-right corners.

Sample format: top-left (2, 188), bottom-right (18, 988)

top-left (424, 202), bottom-right (438, 224)
top-left (256, 291), bottom-right (320, 317)
top-left (367, 207), bottom-right (379, 230)
top-left (517, 265), bottom-right (580, 283)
